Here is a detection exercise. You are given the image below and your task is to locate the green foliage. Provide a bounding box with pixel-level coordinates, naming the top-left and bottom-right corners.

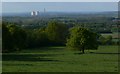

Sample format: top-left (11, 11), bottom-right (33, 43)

top-left (111, 27), bottom-right (118, 33)
top-left (99, 36), bottom-right (106, 45)
top-left (7, 24), bottom-right (27, 49)
top-left (46, 21), bottom-right (68, 45)
top-left (66, 27), bottom-right (98, 53)
top-left (3, 20), bottom-right (68, 52)
top-left (2, 23), bottom-right (27, 52)
top-left (2, 23), bottom-right (13, 52)
top-left (26, 28), bottom-right (49, 48)
top-left (99, 35), bottom-right (112, 45)
top-left (106, 35), bottom-right (112, 44)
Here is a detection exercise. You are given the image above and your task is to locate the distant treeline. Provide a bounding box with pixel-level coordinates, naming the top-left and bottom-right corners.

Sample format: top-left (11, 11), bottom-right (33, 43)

top-left (2, 15), bottom-right (119, 33)
top-left (2, 20), bottom-right (119, 52)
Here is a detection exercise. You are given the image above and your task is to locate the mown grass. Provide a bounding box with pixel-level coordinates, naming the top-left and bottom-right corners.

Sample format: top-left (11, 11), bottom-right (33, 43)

top-left (2, 45), bottom-right (119, 72)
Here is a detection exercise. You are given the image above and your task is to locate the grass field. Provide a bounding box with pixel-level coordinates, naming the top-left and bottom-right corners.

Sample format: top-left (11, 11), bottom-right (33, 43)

top-left (2, 45), bottom-right (119, 72)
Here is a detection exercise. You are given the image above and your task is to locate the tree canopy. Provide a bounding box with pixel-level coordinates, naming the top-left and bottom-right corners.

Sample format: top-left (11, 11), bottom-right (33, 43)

top-left (66, 27), bottom-right (98, 53)
top-left (2, 23), bottom-right (27, 52)
top-left (45, 21), bottom-right (68, 45)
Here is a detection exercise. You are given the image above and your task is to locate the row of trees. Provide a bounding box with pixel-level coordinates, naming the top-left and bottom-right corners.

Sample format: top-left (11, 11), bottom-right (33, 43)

top-left (3, 21), bottom-right (117, 53)
top-left (2, 21), bottom-right (68, 52)
top-left (3, 22), bottom-right (27, 52)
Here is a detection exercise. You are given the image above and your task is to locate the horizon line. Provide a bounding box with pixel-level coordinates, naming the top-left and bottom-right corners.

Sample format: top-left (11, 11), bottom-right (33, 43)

top-left (2, 10), bottom-right (118, 13)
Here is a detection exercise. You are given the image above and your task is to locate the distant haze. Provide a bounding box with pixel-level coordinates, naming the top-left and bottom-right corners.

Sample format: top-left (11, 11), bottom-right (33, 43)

top-left (2, 2), bottom-right (118, 13)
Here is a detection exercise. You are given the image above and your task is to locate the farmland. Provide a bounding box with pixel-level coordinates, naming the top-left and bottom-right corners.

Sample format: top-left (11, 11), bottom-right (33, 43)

top-left (2, 2), bottom-right (120, 73)
top-left (2, 45), bottom-right (119, 72)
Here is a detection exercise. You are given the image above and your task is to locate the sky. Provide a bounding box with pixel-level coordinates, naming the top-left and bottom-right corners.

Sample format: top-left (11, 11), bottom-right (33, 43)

top-left (2, 2), bottom-right (118, 13)
top-left (1, 0), bottom-right (119, 2)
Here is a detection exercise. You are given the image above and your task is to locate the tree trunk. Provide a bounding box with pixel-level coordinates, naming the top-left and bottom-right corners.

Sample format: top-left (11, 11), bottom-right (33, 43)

top-left (82, 46), bottom-right (85, 54)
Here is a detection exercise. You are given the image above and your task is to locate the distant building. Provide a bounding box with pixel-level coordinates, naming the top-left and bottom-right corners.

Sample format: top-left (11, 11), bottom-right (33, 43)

top-left (35, 11), bottom-right (39, 15)
top-left (31, 11), bottom-right (39, 16)
top-left (31, 11), bottom-right (36, 16)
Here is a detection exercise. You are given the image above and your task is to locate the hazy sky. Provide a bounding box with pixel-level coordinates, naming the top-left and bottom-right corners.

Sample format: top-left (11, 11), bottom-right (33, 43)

top-left (1, 0), bottom-right (119, 2)
top-left (2, 2), bottom-right (118, 13)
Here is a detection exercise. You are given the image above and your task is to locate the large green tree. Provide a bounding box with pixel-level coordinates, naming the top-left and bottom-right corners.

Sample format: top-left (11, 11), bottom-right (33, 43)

top-left (26, 28), bottom-right (49, 48)
top-left (46, 21), bottom-right (68, 45)
top-left (7, 24), bottom-right (27, 50)
top-left (66, 27), bottom-right (98, 53)
top-left (2, 23), bottom-right (13, 52)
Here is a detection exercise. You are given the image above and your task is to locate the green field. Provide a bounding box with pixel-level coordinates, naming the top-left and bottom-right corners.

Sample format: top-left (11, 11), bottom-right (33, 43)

top-left (2, 46), bottom-right (119, 72)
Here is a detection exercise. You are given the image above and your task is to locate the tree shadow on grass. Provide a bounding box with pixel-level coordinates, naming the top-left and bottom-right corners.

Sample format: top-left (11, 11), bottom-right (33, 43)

top-left (27, 47), bottom-right (65, 51)
top-left (89, 52), bottom-right (120, 54)
top-left (74, 53), bottom-right (84, 55)
top-left (2, 54), bottom-right (62, 62)
top-left (74, 52), bottom-right (120, 55)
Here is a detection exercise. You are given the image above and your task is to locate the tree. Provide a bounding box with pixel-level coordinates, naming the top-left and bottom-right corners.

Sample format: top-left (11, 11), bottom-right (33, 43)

top-left (99, 35), bottom-right (106, 45)
top-left (46, 21), bottom-right (68, 45)
top-left (26, 27), bottom-right (49, 48)
top-left (7, 24), bottom-right (27, 50)
top-left (66, 27), bottom-right (98, 53)
top-left (35, 29), bottom-right (49, 46)
top-left (2, 23), bottom-right (13, 52)
top-left (99, 35), bottom-right (112, 45)
top-left (105, 35), bottom-right (112, 45)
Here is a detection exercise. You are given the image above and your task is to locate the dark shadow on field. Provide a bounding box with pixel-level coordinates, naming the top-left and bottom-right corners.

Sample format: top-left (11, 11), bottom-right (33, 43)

top-left (2, 54), bottom-right (62, 62)
top-left (27, 47), bottom-right (65, 51)
top-left (74, 53), bottom-right (84, 55)
top-left (74, 52), bottom-right (120, 55)
top-left (89, 52), bottom-right (120, 54)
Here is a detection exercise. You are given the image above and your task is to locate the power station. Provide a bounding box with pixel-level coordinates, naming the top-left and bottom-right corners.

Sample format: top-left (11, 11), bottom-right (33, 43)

top-left (31, 8), bottom-right (46, 16)
top-left (31, 11), bottom-right (39, 16)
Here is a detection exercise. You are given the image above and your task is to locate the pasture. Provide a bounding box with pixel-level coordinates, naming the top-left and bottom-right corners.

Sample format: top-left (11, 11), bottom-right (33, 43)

top-left (2, 46), bottom-right (119, 72)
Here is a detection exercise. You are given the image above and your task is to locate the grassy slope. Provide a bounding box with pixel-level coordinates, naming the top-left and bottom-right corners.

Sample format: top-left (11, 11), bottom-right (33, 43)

top-left (2, 46), bottom-right (119, 72)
